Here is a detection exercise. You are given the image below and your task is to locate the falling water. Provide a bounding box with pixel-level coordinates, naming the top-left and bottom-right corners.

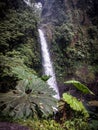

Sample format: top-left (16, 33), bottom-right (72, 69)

top-left (38, 29), bottom-right (60, 99)
top-left (24, 0), bottom-right (59, 98)
top-left (24, 0), bottom-right (42, 9)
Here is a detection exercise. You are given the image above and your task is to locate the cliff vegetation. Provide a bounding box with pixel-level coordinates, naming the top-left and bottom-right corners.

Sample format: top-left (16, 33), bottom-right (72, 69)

top-left (0, 0), bottom-right (98, 130)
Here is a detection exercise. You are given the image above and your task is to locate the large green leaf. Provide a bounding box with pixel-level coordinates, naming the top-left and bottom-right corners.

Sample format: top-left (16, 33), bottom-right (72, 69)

top-left (64, 80), bottom-right (94, 95)
top-left (63, 93), bottom-right (89, 118)
top-left (0, 66), bottom-right (57, 119)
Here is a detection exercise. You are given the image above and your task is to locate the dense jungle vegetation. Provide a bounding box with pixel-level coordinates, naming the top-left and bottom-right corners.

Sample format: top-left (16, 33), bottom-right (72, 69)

top-left (0, 0), bottom-right (98, 130)
top-left (50, 22), bottom-right (98, 99)
top-left (0, 0), bottom-right (41, 92)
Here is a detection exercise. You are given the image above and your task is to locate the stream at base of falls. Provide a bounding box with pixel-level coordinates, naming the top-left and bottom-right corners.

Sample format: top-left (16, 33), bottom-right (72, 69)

top-left (38, 29), bottom-right (60, 99)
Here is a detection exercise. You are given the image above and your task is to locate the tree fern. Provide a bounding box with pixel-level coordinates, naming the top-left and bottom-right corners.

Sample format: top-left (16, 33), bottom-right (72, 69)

top-left (0, 66), bottom-right (57, 119)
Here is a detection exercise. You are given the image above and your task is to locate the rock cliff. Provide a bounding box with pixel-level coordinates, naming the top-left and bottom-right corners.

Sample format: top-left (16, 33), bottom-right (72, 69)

top-left (40, 0), bottom-right (98, 26)
top-left (38, 0), bottom-right (98, 98)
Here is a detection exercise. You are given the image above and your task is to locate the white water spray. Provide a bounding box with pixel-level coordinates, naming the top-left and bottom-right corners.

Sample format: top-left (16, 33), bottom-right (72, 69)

top-left (24, 0), bottom-right (42, 9)
top-left (38, 29), bottom-right (60, 99)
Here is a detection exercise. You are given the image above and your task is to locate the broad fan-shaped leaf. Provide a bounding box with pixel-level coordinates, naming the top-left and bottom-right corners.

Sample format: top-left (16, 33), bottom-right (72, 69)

top-left (64, 80), bottom-right (94, 95)
top-left (0, 66), bottom-right (57, 119)
top-left (63, 93), bottom-right (89, 118)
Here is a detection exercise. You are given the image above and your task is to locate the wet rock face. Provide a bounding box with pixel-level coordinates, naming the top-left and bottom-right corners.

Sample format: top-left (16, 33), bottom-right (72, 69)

top-left (41, 0), bottom-right (66, 25)
top-left (70, 0), bottom-right (98, 25)
top-left (40, 0), bottom-right (98, 25)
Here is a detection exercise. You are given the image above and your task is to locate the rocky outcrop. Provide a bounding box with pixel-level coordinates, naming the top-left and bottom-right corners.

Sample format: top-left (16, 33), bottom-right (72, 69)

top-left (40, 0), bottom-right (98, 26)
top-left (41, 0), bottom-right (66, 25)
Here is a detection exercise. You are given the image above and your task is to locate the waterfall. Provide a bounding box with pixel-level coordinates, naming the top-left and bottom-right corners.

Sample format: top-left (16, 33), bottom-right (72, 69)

top-left (24, 0), bottom-right (42, 9)
top-left (38, 29), bottom-right (60, 99)
top-left (24, 0), bottom-right (31, 6)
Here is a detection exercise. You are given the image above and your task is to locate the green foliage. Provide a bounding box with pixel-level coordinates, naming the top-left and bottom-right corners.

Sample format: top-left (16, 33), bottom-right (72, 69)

top-left (16, 40), bottom-right (41, 70)
top-left (62, 93), bottom-right (89, 118)
top-left (51, 21), bottom-right (98, 87)
top-left (90, 120), bottom-right (98, 130)
top-left (0, 9), bottom-right (38, 52)
top-left (87, 26), bottom-right (98, 40)
top-left (50, 24), bottom-right (74, 83)
top-left (0, 5), bottom-right (41, 91)
top-left (0, 66), bottom-right (57, 119)
top-left (17, 119), bottom-right (63, 130)
top-left (14, 118), bottom-right (98, 130)
top-left (64, 80), bottom-right (94, 95)
top-left (54, 23), bottom-right (74, 47)
top-left (63, 118), bottom-right (90, 130)
top-left (41, 75), bottom-right (51, 81)
top-left (0, 52), bottom-right (25, 91)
